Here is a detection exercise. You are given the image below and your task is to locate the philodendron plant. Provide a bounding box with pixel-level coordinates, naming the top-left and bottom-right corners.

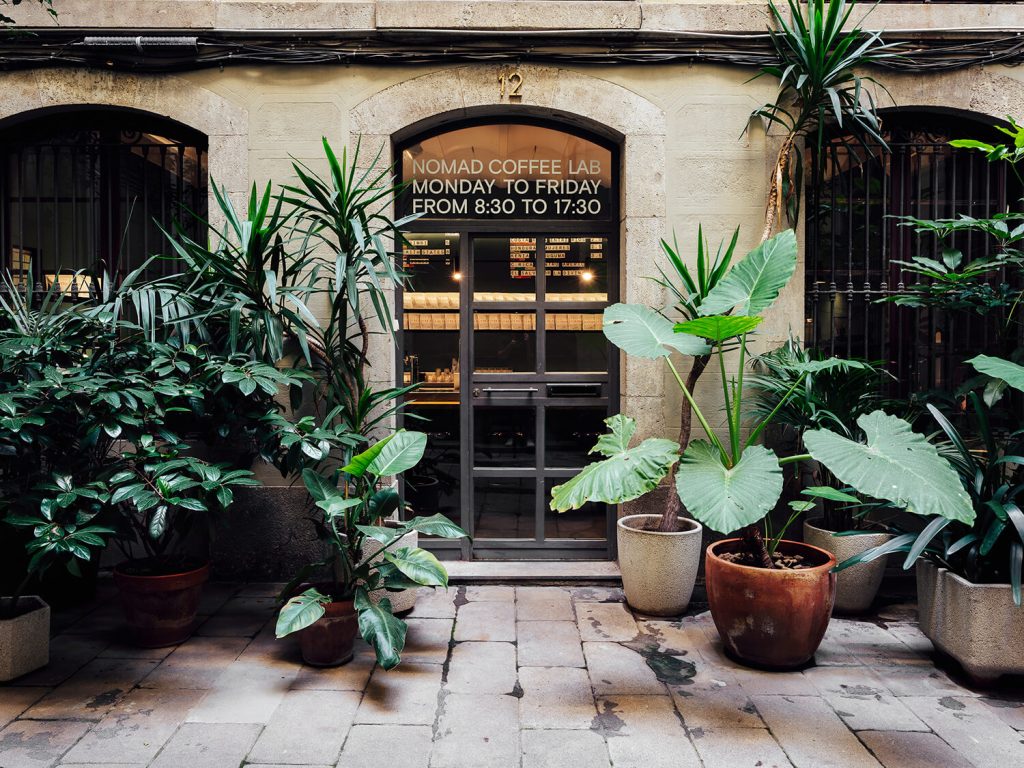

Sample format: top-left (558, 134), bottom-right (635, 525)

top-left (275, 429), bottom-right (468, 669)
top-left (551, 228), bottom-right (974, 566)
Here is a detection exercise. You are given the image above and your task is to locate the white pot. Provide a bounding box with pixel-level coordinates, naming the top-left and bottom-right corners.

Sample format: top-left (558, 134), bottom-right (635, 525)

top-left (804, 519), bottom-right (892, 614)
top-left (0, 596), bottom-right (50, 682)
top-left (365, 525), bottom-right (419, 615)
top-left (917, 560), bottom-right (1024, 684)
top-left (616, 514), bottom-right (703, 617)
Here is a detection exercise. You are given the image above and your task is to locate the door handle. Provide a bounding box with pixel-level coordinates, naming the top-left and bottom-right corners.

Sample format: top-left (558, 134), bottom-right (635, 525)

top-left (473, 387), bottom-right (539, 397)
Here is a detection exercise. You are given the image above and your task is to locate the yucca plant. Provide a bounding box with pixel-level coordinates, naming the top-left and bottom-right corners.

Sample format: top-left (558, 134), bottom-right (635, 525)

top-left (752, 0), bottom-right (894, 240)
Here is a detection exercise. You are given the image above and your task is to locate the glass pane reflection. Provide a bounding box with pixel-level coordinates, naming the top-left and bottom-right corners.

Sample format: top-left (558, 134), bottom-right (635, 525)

top-left (545, 407), bottom-right (608, 468)
top-left (473, 236), bottom-right (536, 302)
top-left (544, 479), bottom-right (607, 540)
top-left (403, 404), bottom-right (460, 527)
top-left (545, 312), bottom-right (607, 373)
top-left (474, 407), bottom-right (536, 467)
top-left (545, 236), bottom-right (608, 301)
top-left (474, 312), bottom-right (536, 373)
top-left (475, 477), bottom-right (535, 539)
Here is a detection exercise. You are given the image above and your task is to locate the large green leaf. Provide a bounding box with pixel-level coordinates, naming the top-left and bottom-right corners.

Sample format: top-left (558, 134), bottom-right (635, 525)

top-left (383, 546), bottom-right (449, 587)
top-left (675, 442), bottom-right (783, 534)
top-left (404, 514), bottom-right (469, 540)
top-left (602, 303), bottom-right (708, 359)
top-left (968, 355), bottom-right (1024, 393)
top-left (698, 229), bottom-right (798, 316)
top-left (674, 315), bottom-right (762, 342)
top-left (550, 415), bottom-right (679, 512)
top-left (342, 433), bottom-right (395, 478)
top-left (365, 431), bottom-right (427, 477)
top-left (804, 411), bottom-right (974, 524)
top-left (275, 587), bottom-right (331, 638)
top-left (355, 587), bottom-right (407, 670)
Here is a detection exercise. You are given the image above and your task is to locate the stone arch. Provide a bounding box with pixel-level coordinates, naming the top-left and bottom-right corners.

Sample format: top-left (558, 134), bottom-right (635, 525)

top-left (350, 64), bottom-right (668, 414)
top-left (0, 69), bottom-right (248, 196)
top-left (879, 67), bottom-right (1024, 125)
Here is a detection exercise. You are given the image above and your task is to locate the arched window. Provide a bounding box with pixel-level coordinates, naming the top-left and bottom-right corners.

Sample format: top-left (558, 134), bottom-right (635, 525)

top-left (806, 111), bottom-right (1022, 395)
top-left (0, 108), bottom-right (207, 293)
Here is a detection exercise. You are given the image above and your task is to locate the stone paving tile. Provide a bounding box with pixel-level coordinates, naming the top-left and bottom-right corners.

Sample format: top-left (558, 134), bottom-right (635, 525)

top-left (576, 602), bottom-right (638, 642)
top-left (355, 663), bottom-right (443, 725)
top-left (338, 724), bottom-right (432, 768)
top-left (517, 620), bottom-right (584, 667)
top-left (583, 642), bottom-right (665, 695)
top-left (899, 695), bottom-right (1024, 768)
top-left (464, 585), bottom-right (515, 602)
top-left (0, 719), bottom-right (93, 768)
top-left (148, 722), bottom-right (261, 768)
top-left (452, 601), bottom-right (515, 642)
top-left (0, 687), bottom-right (49, 728)
top-left (569, 586), bottom-right (623, 603)
top-left (235, 623), bottom-right (304, 674)
top-left (516, 587), bottom-right (573, 621)
top-left (12, 635), bottom-right (109, 688)
top-left (185, 660), bottom-right (298, 724)
top-left (518, 666), bottom-right (597, 729)
top-left (291, 642), bottom-right (376, 691)
top-left (803, 666), bottom-right (928, 732)
top-left (689, 724), bottom-right (794, 768)
top-left (752, 695), bottom-right (883, 768)
top-left (22, 658), bottom-right (158, 721)
top-left (445, 642), bottom-right (517, 694)
top-left (868, 663), bottom-right (980, 698)
top-left (979, 696), bottom-right (1024, 731)
top-left (857, 730), bottom-right (974, 768)
top-left (195, 581), bottom-right (241, 615)
top-left (60, 687), bottom-right (203, 764)
top-left (595, 694), bottom-right (701, 768)
top-left (670, 665), bottom-right (764, 729)
top-left (636, 618), bottom-right (712, 656)
top-left (138, 636), bottom-right (249, 690)
top-left (234, 582), bottom-right (284, 598)
top-left (410, 587), bottom-right (457, 618)
top-left (431, 693), bottom-right (520, 768)
top-left (827, 620), bottom-right (931, 666)
top-left (246, 689), bottom-right (360, 765)
top-left (521, 729), bottom-right (611, 768)
top-left (58, 764), bottom-right (144, 767)
top-left (401, 618), bottom-right (453, 664)
top-left (881, 621), bottom-right (934, 657)
top-left (96, 642), bottom-right (176, 661)
top-left (62, 602), bottom-right (124, 637)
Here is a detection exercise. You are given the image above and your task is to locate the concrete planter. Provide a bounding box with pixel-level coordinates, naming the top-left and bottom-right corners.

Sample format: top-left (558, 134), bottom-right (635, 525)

top-left (0, 596), bottom-right (49, 682)
top-left (917, 560), bottom-right (1024, 684)
top-left (365, 524), bottom-right (419, 615)
top-left (616, 514), bottom-right (703, 616)
top-left (803, 519), bottom-right (892, 614)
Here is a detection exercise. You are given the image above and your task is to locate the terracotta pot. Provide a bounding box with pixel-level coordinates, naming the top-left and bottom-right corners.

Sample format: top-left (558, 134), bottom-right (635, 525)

top-left (917, 560), bottom-right (1024, 684)
top-left (705, 539), bottom-right (836, 669)
top-left (113, 561), bottom-right (209, 647)
top-left (0, 596), bottom-right (50, 682)
top-left (298, 599), bottom-right (359, 666)
top-left (616, 514), bottom-right (703, 616)
top-left (803, 519), bottom-right (893, 614)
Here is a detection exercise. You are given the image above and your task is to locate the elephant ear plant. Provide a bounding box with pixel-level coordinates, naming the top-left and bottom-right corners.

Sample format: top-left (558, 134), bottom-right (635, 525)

top-left (552, 227), bottom-right (972, 569)
top-left (276, 429), bottom-right (468, 669)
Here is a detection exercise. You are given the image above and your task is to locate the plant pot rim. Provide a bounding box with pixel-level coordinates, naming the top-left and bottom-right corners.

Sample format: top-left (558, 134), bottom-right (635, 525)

top-left (920, 559), bottom-right (1017, 593)
top-left (706, 538), bottom-right (837, 574)
top-left (804, 518), bottom-right (892, 537)
top-left (617, 514), bottom-right (703, 536)
top-left (0, 595), bottom-right (48, 621)
top-left (114, 560), bottom-right (211, 582)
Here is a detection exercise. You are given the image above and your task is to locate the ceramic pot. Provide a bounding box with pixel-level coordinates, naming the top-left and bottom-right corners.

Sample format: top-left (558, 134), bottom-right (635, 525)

top-left (365, 524), bottom-right (419, 615)
top-left (0, 596), bottom-right (49, 681)
top-left (616, 514), bottom-right (703, 616)
top-left (803, 519), bottom-right (892, 614)
top-left (113, 561), bottom-right (209, 647)
top-left (705, 538), bottom-right (836, 669)
top-left (917, 560), bottom-right (1024, 684)
top-left (298, 599), bottom-right (359, 666)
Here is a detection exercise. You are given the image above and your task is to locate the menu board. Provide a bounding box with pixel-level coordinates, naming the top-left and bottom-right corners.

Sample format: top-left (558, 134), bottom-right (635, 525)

top-left (402, 233), bottom-right (460, 293)
top-left (544, 237), bottom-right (605, 279)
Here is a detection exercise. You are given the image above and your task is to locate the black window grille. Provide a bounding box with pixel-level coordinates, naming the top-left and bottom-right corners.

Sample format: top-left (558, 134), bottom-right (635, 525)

top-left (0, 108), bottom-right (207, 294)
top-left (805, 112), bottom-right (1023, 397)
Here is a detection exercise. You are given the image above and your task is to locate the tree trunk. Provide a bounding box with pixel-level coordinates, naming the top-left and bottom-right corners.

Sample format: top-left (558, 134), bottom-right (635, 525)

top-left (761, 134), bottom-right (795, 243)
top-left (657, 354), bottom-right (711, 533)
top-left (743, 524), bottom-right (775, 569)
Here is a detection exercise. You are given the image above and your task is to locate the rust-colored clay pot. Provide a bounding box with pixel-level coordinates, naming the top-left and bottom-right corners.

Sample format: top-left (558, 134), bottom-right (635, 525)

top-left (113, 560), bottom-right (209, 647)
top-left (705, 539), bottom-right (836, 669)
top-left (297, 599), bottom-right (358, 666)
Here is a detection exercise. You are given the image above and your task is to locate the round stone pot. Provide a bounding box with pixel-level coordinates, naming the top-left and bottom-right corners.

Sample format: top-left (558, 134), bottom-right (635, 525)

top-left (297, 599), bottom-right (358, 667)
top-left (365, 524), bottom-right (419, 615)
top-left (803, 519), bottom-right (893, 614)
top-left (616, 514), bottom-right (703, 616)
top-left (705, 539), bottom-right (836, 669)
top-left (113, 560), bottom-right (209, 647)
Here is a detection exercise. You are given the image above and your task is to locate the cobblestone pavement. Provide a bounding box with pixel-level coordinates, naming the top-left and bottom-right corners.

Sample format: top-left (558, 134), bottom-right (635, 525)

top-left (2, 582), bottom-right (1023, 767)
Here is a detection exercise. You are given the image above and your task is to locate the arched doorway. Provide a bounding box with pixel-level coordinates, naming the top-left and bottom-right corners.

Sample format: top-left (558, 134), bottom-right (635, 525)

top-left (805, 109), bottom-right (1022, 396)
top-left (0, 107), bottom-right (207, 292)
top-left (396, 118), bottom-right (620, 560)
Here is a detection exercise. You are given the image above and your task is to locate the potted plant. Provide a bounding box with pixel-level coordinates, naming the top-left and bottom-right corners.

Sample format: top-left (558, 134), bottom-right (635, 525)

top-left (749, 337), bottom-right (896, 613)
top-left (553, 227), bottom-right (971, 667)
top-left (275, 429), bottom-right (468, 668)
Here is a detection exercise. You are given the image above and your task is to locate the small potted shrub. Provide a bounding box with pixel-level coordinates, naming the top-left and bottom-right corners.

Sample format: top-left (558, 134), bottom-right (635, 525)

top-left (554, 228), bottom-right (970, 668)
top-left (276, 429), bottom-right (468, 668)
top-left (844, 356), bottom-right (1024, 683)
top-left (749, 338), bottom-right (895, 613)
